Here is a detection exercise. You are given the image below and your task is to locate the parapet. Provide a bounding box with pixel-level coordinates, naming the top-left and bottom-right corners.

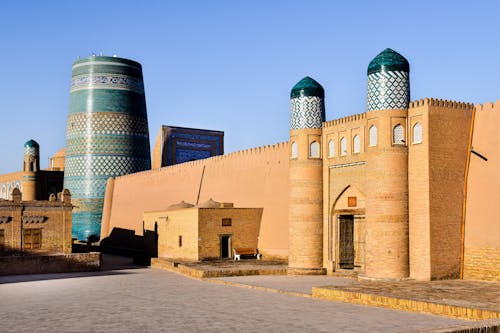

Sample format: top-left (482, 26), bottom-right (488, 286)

top-left (409, 98), bottom-right (474, 110)
top-left (116, 141), bottom-right (289, 180)
top-left (323, 112), bottom-right (366, 127)
top-left (474, 100), bottom-right (500, 112)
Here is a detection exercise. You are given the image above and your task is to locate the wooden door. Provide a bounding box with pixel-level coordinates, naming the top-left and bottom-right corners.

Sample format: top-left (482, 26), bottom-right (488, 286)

top-left (339, 215), bottom-right (354, 268)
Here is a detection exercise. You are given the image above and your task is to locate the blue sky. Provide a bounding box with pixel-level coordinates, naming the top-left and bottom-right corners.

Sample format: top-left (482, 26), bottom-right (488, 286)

top-left (0, 1), bottom-right (499, 174)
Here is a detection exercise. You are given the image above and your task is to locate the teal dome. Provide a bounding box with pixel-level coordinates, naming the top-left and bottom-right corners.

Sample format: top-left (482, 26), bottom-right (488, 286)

top-left (367, 48), bottom-right (409, 75)
top-left (24, 139), bottom-right (39, 148)
top-left (290, 76), bottom-right (324, 99)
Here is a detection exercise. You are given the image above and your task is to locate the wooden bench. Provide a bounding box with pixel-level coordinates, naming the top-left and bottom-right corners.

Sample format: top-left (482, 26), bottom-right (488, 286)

top-left (233, 248), bottom-right (262, 260)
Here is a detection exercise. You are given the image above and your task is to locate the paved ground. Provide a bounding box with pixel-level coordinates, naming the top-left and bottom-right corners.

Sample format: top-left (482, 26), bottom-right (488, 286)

top-left (0, 255), bottom-right (492, 333)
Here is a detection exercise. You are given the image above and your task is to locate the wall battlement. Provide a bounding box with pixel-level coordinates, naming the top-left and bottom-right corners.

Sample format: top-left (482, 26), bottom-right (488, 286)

top-left (116, 141), bottom-right (289, 181)
top-left (475, 100), bottom-right (500, 112)
top-left (409, 98), bottom-right (474, 110)
top-left (323, 113), bottom-right (366, 127)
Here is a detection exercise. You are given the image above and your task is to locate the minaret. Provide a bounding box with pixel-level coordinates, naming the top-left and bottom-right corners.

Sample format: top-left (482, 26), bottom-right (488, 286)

top-left (22, 139), bottom-right (40, 200)
top-left (288, 77), bottom-right (326, 275)
top-left (364, 48), bottom-right (410, 279)
top-left (64, 55), bottom-right (151, 240)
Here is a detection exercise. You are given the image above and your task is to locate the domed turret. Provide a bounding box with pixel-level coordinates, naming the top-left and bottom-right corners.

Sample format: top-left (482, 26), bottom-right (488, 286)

top-left (288, 76), bottom-right (325, 275)
top-left (290, 76), bottom-right (325, 99)
top-left (367, 48), bottom-right (409, 75)
top-left (367, 48), bottom-right (410, 112)
top-left (24, 139), bottom-right (40, 149)
top-left (290, 77), bottom-right (325, 130)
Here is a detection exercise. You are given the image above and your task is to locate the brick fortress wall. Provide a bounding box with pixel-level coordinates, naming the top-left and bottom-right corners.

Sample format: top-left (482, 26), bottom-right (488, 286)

top-left (102, 142), bottom-right (289, 259)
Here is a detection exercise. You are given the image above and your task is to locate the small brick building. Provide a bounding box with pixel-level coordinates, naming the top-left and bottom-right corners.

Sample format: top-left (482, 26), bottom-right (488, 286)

top-left (0, 188), bottom-right (73, 254)
top-left (143, 199), bottom-right (262, 261)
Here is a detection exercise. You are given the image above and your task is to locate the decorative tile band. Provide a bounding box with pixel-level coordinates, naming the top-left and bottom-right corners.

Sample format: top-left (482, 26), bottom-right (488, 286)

top-left (367, 70), bottom-right (409, 111)
top-left (24, 146), bottom-right (39, 156)
top-left (65, 112), bottom-right (149, 139)
top-left (71, 74), bottom-right (144, 94)
top-left (290, 96), bottom-right (325, 129)
top-left (64, 156), bottom-right (151, 178)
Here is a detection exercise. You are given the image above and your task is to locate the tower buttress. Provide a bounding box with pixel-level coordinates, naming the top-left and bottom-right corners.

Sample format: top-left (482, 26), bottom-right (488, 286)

top-left (364, 48), bottom-right (410, 280)
top-left (288, 77), bottom-right (326, 275)
top-left (22, 139), bottom-right (40, 201)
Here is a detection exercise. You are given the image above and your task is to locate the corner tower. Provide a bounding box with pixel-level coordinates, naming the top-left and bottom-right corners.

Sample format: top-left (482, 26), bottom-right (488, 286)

top-left (64, 56), bottom-right (151, 240)
top-left (364, 48), bottom-right (410, 279)
top-left (22, 139), bottom-right (40, 200)
top-left (288, 77), bottom-right (326, 275)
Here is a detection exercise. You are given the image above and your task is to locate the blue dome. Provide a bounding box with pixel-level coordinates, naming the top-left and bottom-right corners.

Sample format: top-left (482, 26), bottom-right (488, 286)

top-left (368, 48), bottom-right (409, 75)
top-left (24, 139), bottom-right (39, 148)
top-left (290, 77), bottom-right (324, 99)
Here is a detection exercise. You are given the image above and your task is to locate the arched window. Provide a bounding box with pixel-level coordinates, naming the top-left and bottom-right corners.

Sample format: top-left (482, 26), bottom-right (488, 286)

top-left (353, 135), bottom-right (360, 153)
top-left (340, 137), bottom-right (347, 156)
top-left (369, 125), bottom-right (378, 146)
top-left (393, 124), bottom-right (405, 145)
top-left (328, 139), bottom-right (335, 157)
top-left (309, 141), bottom-right (320, 158)
top-left (291, 141), bottom-right (298, 159)
top-left (413, 122), bottom-right (423, 144)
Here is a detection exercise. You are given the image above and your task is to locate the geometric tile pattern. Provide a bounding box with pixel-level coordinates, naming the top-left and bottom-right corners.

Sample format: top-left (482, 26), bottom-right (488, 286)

top-left (290, 96), bottom-right (325, 129)
top-left (71, 74), bottom-right (144, 94)
top-left (367, 71), bottom-right (409, 111)
top-left (24, 146), bottom-right (39, 156)
top-left (64, 56), bottom-right (151, 240)
top-left (393, 124), bottom-right (405, 144)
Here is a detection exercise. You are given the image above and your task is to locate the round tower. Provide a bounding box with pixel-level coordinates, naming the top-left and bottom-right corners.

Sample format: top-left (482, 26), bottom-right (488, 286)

top-left (364, 48), bottom-right (410, 279)
top-left (22, 139), bottom-right (40, 200)
top-left (64, 55), bottom-right (151, 240)
top-left (288, 76), bottom-right (326, 275)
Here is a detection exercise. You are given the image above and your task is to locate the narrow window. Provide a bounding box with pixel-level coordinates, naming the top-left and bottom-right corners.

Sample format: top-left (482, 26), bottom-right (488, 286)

top-left (178, 235), bottom-right (182, 247)
top-left (0, 229), bottom-right (4, 251)
top-left (23, 229), bottom-right (41, 250)
top-left (413, 122), bottom-right (423, 144)
top-left (222, 218), bottom-right (232, 227)
top-left (353, 135), bottom-right (360, 154)
top-left (309, 141), bottom-right (320, 158)
top-left (393, 124), bottom-right (405, 145)
top-left (340, 137), bottom-right (347, 156)
top-left (369, 125), bottom-right (378, 146)
top-left (291, 141), bottom-right (298, 159)
top-left (328, 139), bottom-right (335, 157)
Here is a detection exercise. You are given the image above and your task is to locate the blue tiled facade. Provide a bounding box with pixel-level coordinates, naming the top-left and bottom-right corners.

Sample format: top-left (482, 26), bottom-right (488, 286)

top-left (161, 126), bottom-right (224, 166)
top-left (64, 56), bottom-right (151, 240)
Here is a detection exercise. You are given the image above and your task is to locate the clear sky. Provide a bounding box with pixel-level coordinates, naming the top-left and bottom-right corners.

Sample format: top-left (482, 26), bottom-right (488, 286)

top-left (0, 1), bottom-right (499, 174)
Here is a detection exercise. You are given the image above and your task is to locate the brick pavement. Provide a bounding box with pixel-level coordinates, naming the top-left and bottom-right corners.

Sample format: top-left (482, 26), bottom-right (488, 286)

top-left (0, 256), bottom-right (490, 333)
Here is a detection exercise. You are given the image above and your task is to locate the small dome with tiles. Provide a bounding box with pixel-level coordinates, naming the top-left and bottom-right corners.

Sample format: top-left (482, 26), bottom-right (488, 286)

top-left (24, 139), bottom-right (39, 148)
top-left (290, 76), bottom-right (324, 99)
top-left (367, 48), bottom-right (409, 75)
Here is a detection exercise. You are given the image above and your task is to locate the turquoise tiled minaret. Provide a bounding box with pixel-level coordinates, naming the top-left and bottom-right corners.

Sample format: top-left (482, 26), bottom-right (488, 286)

top-left (290, 76), bottom-right (325, 129)
top-left (64, 56), bottom-right (151, 240)
top-left (367, 48), bottom-right (410, 111)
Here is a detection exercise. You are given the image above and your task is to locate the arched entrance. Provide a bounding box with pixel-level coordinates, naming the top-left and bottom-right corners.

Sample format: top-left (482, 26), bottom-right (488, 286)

top-left (329, 185), bottom-right (366, 273)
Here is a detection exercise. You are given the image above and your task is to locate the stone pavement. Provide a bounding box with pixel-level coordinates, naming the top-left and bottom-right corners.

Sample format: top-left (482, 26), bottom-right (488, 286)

top-left (0, 255), bottom-right (494, 333)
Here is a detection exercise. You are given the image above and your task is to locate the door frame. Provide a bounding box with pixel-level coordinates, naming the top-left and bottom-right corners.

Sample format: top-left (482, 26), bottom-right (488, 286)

top-left (219, 234), bottom-right (232, 259)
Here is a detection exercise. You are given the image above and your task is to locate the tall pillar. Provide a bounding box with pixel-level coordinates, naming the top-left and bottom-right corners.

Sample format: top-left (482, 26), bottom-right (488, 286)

top-left (364, 48), bottom-right (410, 279)
top-left (64, 55), bottom-right (151, 240)
top-left (21, 139), bottom-right (40, 201)
top-left (288, 76), bottom-right (326, 275)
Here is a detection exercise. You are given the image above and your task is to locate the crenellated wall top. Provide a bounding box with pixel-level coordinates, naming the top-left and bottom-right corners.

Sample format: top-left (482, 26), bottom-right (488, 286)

top-left (323, 112), bottom-right (366, 128)
top-left (409, 98), bottom-right (474, 110)
top-left (116, 141), bottom-right (289, 180)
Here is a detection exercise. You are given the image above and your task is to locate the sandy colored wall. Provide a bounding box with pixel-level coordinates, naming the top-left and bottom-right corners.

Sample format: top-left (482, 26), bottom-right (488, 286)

top-left (104, 142), bottom-right (289, 259)
top-left (0, 171), bottom-right (23, 199)
top-left (151, 126), bottom-right (163, 170)
top-left (463, 101), bottom-right (500, 282)
top-left (198, 208), bottom-right (262, 260)
top-left (428, 100), bottom-right (473, 280)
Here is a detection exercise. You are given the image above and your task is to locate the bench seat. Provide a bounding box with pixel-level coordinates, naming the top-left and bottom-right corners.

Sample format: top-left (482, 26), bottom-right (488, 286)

top-left (233, 247), bottom-right (262, 260)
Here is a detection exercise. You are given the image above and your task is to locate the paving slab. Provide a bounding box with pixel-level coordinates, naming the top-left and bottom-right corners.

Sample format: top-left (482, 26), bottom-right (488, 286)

top-left (0, 255), bottom-right (492, 333)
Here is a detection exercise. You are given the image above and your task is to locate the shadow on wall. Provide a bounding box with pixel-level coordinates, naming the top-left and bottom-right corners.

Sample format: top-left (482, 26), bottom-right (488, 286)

top-left (99, 227), bottom-right (158, 265)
